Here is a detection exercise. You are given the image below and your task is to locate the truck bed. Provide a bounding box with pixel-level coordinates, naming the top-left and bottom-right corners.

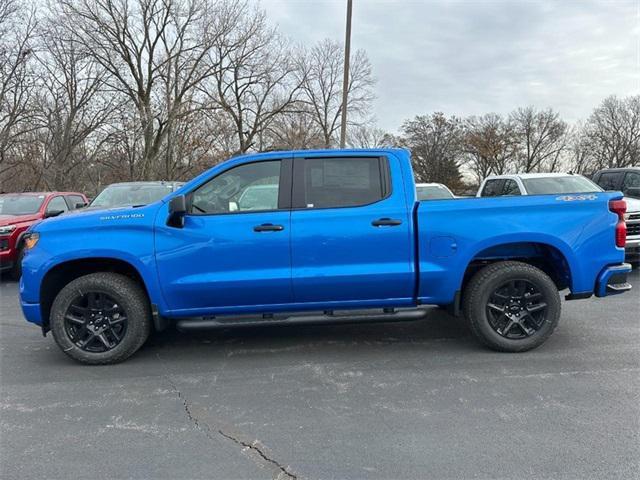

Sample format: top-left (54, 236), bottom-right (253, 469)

top-left (415, 192), bottom-right (625, 304)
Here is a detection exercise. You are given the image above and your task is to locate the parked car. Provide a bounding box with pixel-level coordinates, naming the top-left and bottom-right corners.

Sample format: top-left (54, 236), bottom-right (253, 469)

top-left (0, 192), bottom-right (88, 278)
top-left (591, 167), bottom-right (640, 262)
top-left (477, 173), bottom-right (602, 197)
top-left (416, 183), bottom-right (455, 200)
top-left (19, 149), bottom-right (631, 364)
top-left (85, 181), bottom-right (184, 211)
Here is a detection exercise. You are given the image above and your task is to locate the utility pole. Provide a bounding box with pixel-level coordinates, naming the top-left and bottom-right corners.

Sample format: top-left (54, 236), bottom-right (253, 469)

top-left (339, 0), bottom-right (353, 148)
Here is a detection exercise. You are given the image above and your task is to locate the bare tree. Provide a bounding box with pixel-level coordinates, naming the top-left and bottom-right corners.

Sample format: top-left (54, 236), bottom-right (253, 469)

top-left (262, 111), bottom-right (324, 151)
top-left (0, 0), bottom-right (38, 185)
top-left (30, 9), bottom-right (121, 190)
top-left (59, 0), bottom-right (238, 179)
top-left (581, 95), bottom-right (640, 170)
top-left (398, 113), bottom-right (465, 189)
top-left (348, 124), bottom-right (392, 149)
top-left (463, 113), bottom-right (517, 183)
top-left (298, 39), bottom-right (374, 148)
top-left (510, 106), bottom-right (568, 172)
top-left (202, 5), bottom-right (303, 154)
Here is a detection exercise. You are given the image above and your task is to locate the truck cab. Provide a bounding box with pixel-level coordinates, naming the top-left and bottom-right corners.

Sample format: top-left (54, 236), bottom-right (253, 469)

top-left (19, 149), bottom-right (632, 364)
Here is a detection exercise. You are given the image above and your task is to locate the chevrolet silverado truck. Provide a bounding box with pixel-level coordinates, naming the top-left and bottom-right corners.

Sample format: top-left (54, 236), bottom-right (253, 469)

top-left (19, 149), bottom-right (632, 364)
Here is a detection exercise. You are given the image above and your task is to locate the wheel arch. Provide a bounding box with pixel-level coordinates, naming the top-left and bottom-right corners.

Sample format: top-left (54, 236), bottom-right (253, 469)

top-left (460, 241), bottom-right (574, 295)
top-left (40, 257), bottom-right (151, 332)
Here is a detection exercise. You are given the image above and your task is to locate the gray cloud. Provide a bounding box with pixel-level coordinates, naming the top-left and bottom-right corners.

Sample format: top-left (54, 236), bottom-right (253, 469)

top-left (261, 0), bottom-right (639, 131)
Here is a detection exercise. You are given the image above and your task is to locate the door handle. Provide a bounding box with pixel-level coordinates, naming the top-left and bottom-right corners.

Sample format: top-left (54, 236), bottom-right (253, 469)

top-left (372, 218), bottom-right (402, 227)
top-left (253, 223), bottom-right (284, 232)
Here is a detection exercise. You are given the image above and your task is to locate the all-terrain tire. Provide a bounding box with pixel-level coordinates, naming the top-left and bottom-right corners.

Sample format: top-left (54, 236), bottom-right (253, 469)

top-left (50, 273), bottom-right (151, 364)
top-left (463, 261), bottom-right (561, 352)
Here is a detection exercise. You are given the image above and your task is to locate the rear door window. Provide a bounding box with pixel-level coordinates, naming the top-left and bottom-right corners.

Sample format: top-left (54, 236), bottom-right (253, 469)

top-left (596, 172), bottom-right (623, 191)
top-left (481, 179), bottom-right (506, 197)
top-left (502, 179), bottom-right (521, 196)
top-left (293, 157), bottom-right (388, 209)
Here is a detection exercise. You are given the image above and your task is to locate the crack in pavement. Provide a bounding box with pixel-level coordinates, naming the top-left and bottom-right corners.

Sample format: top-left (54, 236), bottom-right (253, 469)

top-left (217, 429), bottom-right (297, 480)
top-left (165, 376), bottom-right (298, 480)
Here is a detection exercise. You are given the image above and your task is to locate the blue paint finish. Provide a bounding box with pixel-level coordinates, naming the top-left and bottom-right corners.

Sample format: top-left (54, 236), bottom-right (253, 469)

top-left (154, 206), bottom-right (293, 311)
top-left (19, 148), bottom-right (631, 329)
top-left (289, 150), bottom-right (414, 305)
top-left (595, 263), bottom-right (632, 297)
top-left (416, 192), bottom-right (625, 303)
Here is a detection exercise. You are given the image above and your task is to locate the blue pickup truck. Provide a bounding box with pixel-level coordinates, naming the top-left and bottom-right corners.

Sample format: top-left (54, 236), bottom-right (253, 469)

top-left (19, 149), bottom-right (632, 364)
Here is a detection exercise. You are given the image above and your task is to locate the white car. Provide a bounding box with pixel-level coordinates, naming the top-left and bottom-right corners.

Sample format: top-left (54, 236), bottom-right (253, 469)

top-left (476, 173), bottom-right (602, 198)
top-left (416, 183), bottom-right (456, 200)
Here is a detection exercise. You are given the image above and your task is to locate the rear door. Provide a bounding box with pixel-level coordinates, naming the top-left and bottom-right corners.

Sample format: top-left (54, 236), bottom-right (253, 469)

top-left (289, 153), bottom-right (414, 305)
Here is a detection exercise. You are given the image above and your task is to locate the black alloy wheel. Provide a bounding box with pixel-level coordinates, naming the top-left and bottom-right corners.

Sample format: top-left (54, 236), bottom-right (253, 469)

top-left (463, 261), bottom-right (561, 353)
top-left (64, 291), bottom-right (128, 352)
top-left (485, 279), bottom-right (548, 339)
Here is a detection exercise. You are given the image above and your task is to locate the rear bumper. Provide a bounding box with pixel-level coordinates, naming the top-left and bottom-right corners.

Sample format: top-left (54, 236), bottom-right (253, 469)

top-left (595, 263), bottom-right (632, 298)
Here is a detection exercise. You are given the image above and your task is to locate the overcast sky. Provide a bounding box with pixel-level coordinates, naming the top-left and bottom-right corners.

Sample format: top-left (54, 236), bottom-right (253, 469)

top-left (261, 0), bottom-right (640, 132)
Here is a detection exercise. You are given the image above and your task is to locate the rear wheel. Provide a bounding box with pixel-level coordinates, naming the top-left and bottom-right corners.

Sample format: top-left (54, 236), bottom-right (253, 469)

top-left (50, 273), bottom-right (151, 364)
top-left (463, 261), bottom-right (561, 352)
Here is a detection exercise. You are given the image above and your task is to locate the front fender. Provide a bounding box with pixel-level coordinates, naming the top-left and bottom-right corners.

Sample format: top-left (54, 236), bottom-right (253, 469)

top-left (20, 205), bottom-right (166, 312)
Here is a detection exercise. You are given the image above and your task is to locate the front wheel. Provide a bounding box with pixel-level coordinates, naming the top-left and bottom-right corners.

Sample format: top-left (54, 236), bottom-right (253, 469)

top-left (463, 261), bottom-right (561, 352)
top-left (50, 273), bottom-right (151, 364)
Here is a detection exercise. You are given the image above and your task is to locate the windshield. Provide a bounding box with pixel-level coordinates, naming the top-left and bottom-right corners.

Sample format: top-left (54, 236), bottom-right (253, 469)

top-left (90, 184), bottom-right (174, 208)
top-left (416, 185), bottom-right (454, 200)
top-left (0, 195), bottom-right (45, 215)
top-left (522, 176), bottom-right (602, 195)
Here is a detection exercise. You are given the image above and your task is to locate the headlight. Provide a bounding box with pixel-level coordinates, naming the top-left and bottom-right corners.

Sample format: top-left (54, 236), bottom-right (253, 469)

top-left (0, 225), bottom-right (16, 235)
top-left (24, 233), bottom-right (39, 250)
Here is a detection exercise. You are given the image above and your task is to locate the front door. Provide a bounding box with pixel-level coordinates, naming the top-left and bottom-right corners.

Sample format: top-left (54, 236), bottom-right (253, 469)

top-left (155, 158), bottom-right (293, 314)
top-left (290, 153), bottom-right (414, 306)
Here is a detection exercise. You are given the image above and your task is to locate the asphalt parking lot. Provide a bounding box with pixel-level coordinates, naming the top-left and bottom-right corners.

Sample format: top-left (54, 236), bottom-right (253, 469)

top-left (1, 271), bottom-right (639, 480)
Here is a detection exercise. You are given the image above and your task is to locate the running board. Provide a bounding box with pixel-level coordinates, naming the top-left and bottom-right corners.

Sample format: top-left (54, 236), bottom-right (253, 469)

top-left (175, 308), bottom-right (428, 331)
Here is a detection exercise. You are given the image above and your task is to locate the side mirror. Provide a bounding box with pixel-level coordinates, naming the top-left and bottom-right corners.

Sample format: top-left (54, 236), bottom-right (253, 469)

top-left (228, 201), bottom-right (238, 212)
top-left (44, 209), bottom-right (64, 218)
top-left (75, 202), bottom-right (88, 209)
top-left (167, 195), bottom-right (187, 228)
top-left (623, 186), bottom-right (640, 199)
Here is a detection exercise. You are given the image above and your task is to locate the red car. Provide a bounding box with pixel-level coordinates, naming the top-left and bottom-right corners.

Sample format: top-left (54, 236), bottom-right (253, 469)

top-left (0, 192), bottom-right (88, 278)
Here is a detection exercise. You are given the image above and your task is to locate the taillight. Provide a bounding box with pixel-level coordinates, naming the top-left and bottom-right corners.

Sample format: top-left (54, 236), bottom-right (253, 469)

top-left (609, 199), bottom-right (627, 248)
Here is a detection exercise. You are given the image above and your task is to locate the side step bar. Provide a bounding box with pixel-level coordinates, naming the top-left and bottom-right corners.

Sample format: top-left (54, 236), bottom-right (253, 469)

top-left (175, 308), bottom-right (428, 331)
